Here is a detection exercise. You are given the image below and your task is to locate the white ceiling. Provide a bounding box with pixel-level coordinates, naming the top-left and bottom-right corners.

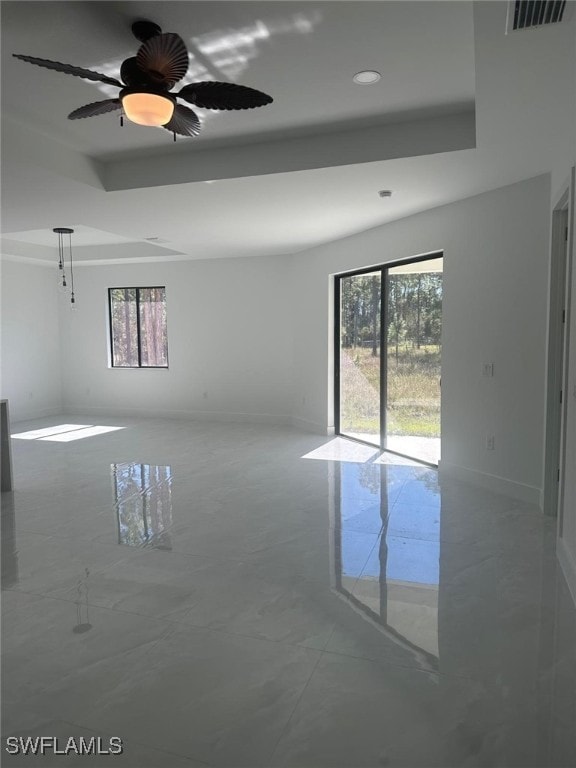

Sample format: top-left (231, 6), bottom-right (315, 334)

top-left (2, 1), bottom-right (474, 154)
top-left (1, 1), bottom-right (574, 263)
top-left (3, 225), bottom-right (133, 247)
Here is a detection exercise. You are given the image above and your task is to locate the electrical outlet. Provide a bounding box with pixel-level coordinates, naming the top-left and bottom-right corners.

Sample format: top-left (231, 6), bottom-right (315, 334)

top-left (483, 363), bottom-right (494, 377)
top-left (486, 435), bottom-right (495, 451)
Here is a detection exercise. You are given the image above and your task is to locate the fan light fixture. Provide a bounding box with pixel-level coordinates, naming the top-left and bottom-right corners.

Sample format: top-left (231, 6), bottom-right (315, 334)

top-left (121, 91), bottom-right (175, 127)
top-left (13, 19), bottom-right (273, 142)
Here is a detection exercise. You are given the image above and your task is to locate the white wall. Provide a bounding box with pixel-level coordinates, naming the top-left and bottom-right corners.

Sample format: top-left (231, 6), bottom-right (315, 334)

top-left (473, 2), bottom-right (576, 207)
top-left (59, 255), bottom-right (294, 424)
top-left (0, 259), bottom-right (62, 421)
top-left (291, 175), bottom-right (551, 502)
top-left (0, 175), bottom-right (554, 508)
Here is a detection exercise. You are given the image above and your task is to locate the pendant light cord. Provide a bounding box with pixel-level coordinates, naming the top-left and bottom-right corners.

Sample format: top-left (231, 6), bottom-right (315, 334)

top-left (59, 231), bottom-right (67, 286)
top-left (68, 231), bottom-right (75, 303)
top-left (53, 227), bottom-right (74, 302)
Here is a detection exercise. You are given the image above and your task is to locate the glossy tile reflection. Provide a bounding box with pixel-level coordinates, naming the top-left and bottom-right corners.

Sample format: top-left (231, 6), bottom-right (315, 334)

top-left (1, 499), bottom-right (18, 588)
top-left (2, 417), bottom-right (576, 767)
top-left (333, 462), bottom-right (440, 667)
top-left (112, 462), bottom-right (173, 549)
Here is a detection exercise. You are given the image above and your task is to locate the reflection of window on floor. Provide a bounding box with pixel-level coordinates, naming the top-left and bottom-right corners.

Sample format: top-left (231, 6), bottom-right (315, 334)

top-left (12, 424), bottom-right (124, 441)
top-left (332, 461), bottom-right (440, 665)
top-left (112, 462), bottom-right (173, 549)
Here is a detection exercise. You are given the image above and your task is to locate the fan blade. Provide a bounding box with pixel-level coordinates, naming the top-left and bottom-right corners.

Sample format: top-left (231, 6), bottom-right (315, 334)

top-left (177, 82), bottom-right (273, 111)
top-left (68, 99), bottom-right (121, 120)
top-left (136, 33), bottom-right (188, 87)
top-left (162, 104), bottom-right (201, 137)
top-left (12, 54), bottom-right (122, 87)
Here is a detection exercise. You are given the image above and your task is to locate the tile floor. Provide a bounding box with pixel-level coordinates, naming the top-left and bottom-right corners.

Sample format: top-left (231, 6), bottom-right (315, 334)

top-left (2, 416), bottom-right (575, 767)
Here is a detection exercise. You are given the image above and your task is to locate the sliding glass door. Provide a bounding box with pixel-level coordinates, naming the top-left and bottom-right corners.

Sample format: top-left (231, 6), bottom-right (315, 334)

top-left (337, 271), bottom-right (382, 447)
top-left (336, 254), bottom-right (443, 465)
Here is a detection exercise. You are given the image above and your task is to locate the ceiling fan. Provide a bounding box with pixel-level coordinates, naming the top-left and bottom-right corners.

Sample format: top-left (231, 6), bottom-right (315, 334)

top-left (13, 19), bottom-right (274, 139)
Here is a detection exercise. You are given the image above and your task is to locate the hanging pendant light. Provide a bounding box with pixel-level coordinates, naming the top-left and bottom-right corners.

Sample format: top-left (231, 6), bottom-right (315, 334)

top-left (54, 228), bottom-right (66, 290)
top-left (53, 227), bottom-right (76, 307)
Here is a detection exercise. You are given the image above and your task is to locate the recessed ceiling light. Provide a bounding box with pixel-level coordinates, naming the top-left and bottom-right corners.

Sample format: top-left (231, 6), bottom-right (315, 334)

top-left (378, 190), bottom-right (393, 198)
top-left (353, 70), bottom-right (381, 85)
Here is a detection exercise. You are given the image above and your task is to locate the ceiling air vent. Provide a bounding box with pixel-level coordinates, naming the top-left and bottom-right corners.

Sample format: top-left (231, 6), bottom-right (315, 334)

top-left (506, 0), bottom-right (569, 32)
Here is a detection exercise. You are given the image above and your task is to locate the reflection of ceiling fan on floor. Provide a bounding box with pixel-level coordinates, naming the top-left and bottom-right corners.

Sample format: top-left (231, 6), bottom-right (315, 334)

top-left (13, 19), bottom-right (273, 139)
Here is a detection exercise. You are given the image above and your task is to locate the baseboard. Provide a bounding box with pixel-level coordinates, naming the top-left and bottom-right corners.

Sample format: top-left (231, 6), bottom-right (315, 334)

top-left (557, 537), bottom-right (576, 608)
top-left (11, 406), bottom-right (64, 426)
top-left (291, 415), bottom-right (328, 434)
top-left (62, 404), bottom-right (293, 427)
top-left (439, 461), bottom-right (541, 505)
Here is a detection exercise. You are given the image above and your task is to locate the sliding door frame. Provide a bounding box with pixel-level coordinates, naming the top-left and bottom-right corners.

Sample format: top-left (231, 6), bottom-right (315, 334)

top-left (334, 266), bottom-right (385, 449)
top-left (334, 251), bottom-right (444, 463)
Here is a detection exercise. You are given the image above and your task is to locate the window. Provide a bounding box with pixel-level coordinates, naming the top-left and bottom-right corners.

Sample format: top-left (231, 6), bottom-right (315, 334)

top-left (108, 287), bottom-right (168, 368)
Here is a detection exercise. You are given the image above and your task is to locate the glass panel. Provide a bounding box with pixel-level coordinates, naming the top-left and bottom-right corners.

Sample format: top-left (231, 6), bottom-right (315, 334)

top-left (339, 272), bottom-right (381, 446)
top-left (110, 288), bottom-right (138, 367)
top-left (385, 257), bottom-right (442, 464)
top-left (139, 287), bottom-right (168, 367)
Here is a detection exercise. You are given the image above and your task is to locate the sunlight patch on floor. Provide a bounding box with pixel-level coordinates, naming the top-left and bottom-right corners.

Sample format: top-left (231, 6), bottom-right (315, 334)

top-left (301, 437), bottom-right (379, 463)
top-left (13, 424), bottom-right (125, 442)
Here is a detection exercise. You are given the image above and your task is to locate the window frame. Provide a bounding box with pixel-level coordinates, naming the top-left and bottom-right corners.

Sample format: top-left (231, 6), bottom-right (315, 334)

top-left (108, 286), bottom-right (169, 369)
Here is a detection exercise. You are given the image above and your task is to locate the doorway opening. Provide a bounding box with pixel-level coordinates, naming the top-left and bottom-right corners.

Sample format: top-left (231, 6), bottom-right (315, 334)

top-left (335, 253), bottom-right (443, 466)
top-left (543, 193), bottom-right (570, 520)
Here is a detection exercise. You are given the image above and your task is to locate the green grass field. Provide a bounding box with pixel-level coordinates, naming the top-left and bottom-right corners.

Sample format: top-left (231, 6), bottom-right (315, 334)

top-left (340, 345), bottom-right (441, 437)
